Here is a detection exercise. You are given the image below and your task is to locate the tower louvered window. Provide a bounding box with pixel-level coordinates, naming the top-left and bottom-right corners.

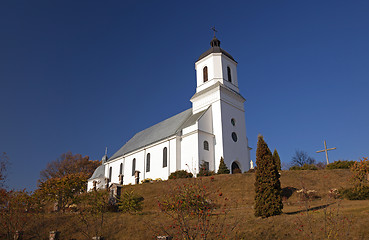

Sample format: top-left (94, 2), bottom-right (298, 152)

top-left (203, 66), bottom-right (208, 82)
top-left (227, 66), bottom-right (232, 83)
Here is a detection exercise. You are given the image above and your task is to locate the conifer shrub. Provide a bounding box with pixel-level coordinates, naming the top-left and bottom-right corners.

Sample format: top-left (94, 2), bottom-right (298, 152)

top-left (217, 157), bottom-right (230, 174)
top-left (326, 160), bottom-right (356, 169)
top-left (117, 191), bottom-right (144, 213)
top-left (254, 135), bottom-right (283, 218)
top-left (289, 164), bottom-right (318, 170)
top-left (169, 170), bottom-right (193, 179)
top-left (273, 149), bottom-right (281, 170)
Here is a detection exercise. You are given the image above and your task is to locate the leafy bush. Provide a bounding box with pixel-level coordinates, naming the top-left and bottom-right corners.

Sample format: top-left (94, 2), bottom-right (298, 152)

top-left (117, 191), bottom-right (144, 213)
top-left (245, 168), bottom-right (256, 173)
top-left (157, 181), bottom-right (233, 239)
top-left (169, 170), bottom-right (193, 179)
top-left (289, 164), bottom-right (318, 170)
top-left (339, 185), bottom-right (369, 200)
top-left (326, 160), bottom-right (356, 169)
top-left (141, 178), bottom-right (153, 183)
top-left (351, 157), bottom-right (369, 184)
top-left (197, 161), bottom-right (215, 177)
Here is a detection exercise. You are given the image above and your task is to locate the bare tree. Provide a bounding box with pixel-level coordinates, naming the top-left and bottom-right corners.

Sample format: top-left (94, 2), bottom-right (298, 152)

top-left (0, 152), bottom-right (9, 189)
top-left (291, 150), bottom-right (315, 167)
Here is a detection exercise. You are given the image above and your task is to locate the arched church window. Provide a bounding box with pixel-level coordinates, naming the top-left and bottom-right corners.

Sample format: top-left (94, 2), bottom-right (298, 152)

top-left (204, 141), bottom-right (209, 151)
top-left (203, 66), bottom-right (208, 82)
top-left (132, 158), bottom-right (136, 176)
top-left (227, 66), bottom-right (232, 83)
top-left (146, 153), bottom-right (150, 172)
top-left (109, 167), bottom-right (112, 183)
top-left (163, 147), bottom-right (168, 168)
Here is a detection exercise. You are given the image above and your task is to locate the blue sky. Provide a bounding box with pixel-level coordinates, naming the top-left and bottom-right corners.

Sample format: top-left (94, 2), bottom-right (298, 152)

top-left (1, 0), bottom-right (368, 190)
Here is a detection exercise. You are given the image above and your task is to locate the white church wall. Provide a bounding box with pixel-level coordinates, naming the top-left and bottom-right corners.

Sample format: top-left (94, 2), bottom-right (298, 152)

top-left (106, 158), bottom-right (123, 184)
top-left (137, 139), bottom-right (173, 182)
top-left (169, 138), bottom-right (177, 174)
top-left (192, 87), bottom-right (219, 114)
top-left (198, 132), bottom-right (215, 171)
top-left (197, 108), bottom-right (215, 171)
top-left (87, 177), bottom-right (105, 191)
top-left (181, 129), bottom-right (199, 175)
top-left (121, 151), bottom-right (145, 184)
top-left (195, 54), bottom-right (224, 93)
top-left (221, 56), bottom-right (239, 93)
top-left (219, 97), bottom-right (250, 172)
top-left (210, 99), bottom-right (225, 172)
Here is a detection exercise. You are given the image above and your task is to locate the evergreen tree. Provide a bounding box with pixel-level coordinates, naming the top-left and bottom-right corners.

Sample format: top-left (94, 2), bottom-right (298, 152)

top-left (273, 149), bottom-right (281, 170)
top-left (254, 135), bottom-right (283, 218)
top-left (217, 157), bottom-right (230, 174)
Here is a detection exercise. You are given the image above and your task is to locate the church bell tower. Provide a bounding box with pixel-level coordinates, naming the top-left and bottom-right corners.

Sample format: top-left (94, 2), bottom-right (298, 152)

top-left (191, 35), bottom-right (251, 173)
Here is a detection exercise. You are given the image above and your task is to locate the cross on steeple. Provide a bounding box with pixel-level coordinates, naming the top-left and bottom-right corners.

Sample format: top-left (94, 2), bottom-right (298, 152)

top-left (316, 140), bottom-right (336, 164)
top-left (211, 26), bottom-right (218, 37)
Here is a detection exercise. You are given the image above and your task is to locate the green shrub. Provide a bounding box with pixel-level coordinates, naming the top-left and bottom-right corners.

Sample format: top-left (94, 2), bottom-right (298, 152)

top-left (289, 164), bottom-right (318, 170)
top-left (197, 161), bottom-right (215, 177)
top-left (169, 170), bottom-right (193, 179)
top-left (117, 191), bottom-right (144, 213)
top-left (339, 185), bottom-right (369, 200)
top-left (217, 157), bottom-right (230, 174)
top-left (326, 160), bottom-right (356, 169)
top-left (254, 135), bottom-right (283, 218)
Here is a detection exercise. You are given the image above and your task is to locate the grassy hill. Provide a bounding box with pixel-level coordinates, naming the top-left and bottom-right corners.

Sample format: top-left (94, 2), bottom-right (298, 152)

top-left (19, 169), bottom-right (369, 239)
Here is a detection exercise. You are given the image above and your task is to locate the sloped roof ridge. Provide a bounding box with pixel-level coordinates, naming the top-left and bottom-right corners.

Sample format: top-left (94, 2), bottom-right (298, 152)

top-left (108, 108), bottom-right (193, 161)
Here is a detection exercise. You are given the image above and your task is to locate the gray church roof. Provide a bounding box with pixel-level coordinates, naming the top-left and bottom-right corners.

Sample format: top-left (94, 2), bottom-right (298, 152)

top-left (108, 108), bottom-right (206, 162)
top-left (89, 164), bottom-right (105, 180)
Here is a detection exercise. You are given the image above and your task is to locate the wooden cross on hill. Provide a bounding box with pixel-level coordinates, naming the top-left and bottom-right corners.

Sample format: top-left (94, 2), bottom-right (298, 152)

top-left (316, 140), bottom-right (336, 164)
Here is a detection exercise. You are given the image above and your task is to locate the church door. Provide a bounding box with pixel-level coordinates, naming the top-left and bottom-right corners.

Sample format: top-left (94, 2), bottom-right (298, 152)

top-left (231, 162), bottom-right (241, 174)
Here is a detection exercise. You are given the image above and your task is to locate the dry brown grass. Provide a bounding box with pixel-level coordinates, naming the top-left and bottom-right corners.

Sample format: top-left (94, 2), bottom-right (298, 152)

top-left (16, 169), bottom-right (369, 239)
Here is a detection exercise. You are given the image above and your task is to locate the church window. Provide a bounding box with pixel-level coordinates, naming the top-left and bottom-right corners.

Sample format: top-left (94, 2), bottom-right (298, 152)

top-left (163, 147), bottom-right (168, 168)
top-left (231, 118), bottom-right (236, 126)
top-left (227, 66), bottom-right (232, 83)
top-left (203, 141), bottom-right (209, 151)
top-left (146, 153), bottom-right (150, 172)
top-left (132, 158), bottom-right (136, 176)
top-left (232, 132), bottom-right (238, 142)
top-left (119, 163), bottom-right (123, 175)
top-left (109, 167), bottom-right (112, 183)
top-left (203, 66), bottom-right (208, 82)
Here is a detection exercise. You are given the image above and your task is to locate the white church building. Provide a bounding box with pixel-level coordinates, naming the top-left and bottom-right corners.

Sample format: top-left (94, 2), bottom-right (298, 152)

top-left (88, 36), bottom-right (251, 191)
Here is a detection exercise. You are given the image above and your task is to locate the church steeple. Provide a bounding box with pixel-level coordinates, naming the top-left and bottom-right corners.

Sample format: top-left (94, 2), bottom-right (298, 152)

top-left (194, 35), bottom-right (239, 96)
top-left (210, 36), bottom-right (221, 47)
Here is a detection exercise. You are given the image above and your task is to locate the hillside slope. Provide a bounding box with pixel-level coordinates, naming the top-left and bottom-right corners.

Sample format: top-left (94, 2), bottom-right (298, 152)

top-left (21, 170), bottom-right (369, 239)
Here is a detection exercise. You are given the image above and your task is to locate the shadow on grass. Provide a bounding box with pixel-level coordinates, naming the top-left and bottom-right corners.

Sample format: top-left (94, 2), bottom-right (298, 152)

top-left (284, 202), bottom-right (335, 215)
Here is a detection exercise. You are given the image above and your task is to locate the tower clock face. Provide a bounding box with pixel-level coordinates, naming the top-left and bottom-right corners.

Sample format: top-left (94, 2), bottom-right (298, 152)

top-left (232, 132), bottom-right (238, 142)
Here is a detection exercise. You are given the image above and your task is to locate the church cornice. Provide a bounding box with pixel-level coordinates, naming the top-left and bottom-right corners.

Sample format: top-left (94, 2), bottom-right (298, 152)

top-left (190, 82), bottom-right (246, 103)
